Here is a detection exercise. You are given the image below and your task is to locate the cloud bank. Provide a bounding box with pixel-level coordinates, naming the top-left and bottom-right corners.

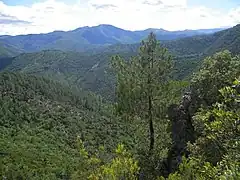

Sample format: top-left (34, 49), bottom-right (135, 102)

top-left (0, 0), bottom-right (239, 35)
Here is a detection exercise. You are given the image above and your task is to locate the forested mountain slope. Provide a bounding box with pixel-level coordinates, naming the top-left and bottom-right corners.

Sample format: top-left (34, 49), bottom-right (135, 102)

top-left (1, 50), bottom-right (118, 99)
top-left (99, 24), bottom-right (240, 57)
top-left (0, 72), bottom-right (138, 179)
top-left (0, 42), bottom-right (23, 58)
top-left (164, 24), bottom-right (240, 56)
top-left (204, 24), bottom-right (240, 55)
top-left (0, 48), bottom-right (200, 100)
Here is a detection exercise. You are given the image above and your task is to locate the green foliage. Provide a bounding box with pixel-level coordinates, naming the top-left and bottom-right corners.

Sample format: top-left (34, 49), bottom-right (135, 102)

top-left (190, 79), bottom-right (240, 163)
top-left (2, 50), bottom-right (122, 101)
top-left (0, 48), bottom-right (194, 102)
top-left (206, 24), bottom-right (240, 55)
top-left (165, 78), bottom-right (240, 180)
top-left (111, 33), bottom-right (173, 152)
top-left (0, 72), bottom-right (137, 179)
top-left (166, 154), bottom-right (240, 180)
top-left (88, 144), bottom-right (140, 180)
top-left (166, 157), bottom-right (218, 180)
top-left (191, 50), bottom-right (240, 105)
top-left (111, 33), bottom-right (173, 118)
top-left (1, 24), bottom-right (240, 180)
top-left (111, 33), bottom-right (187, 179)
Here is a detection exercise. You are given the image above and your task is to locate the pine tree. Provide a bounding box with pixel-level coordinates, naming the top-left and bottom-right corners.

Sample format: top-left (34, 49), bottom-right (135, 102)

top-left (111, 32), bottom-right (173, 152)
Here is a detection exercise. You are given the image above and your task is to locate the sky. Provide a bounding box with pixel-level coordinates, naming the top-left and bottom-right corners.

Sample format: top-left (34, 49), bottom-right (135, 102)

top-left (0, 0), bottom-right (239, 35)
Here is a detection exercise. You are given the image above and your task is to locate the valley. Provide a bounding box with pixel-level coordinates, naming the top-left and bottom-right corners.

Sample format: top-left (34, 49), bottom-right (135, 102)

top-left (0, 24), bottom-right (239, 99)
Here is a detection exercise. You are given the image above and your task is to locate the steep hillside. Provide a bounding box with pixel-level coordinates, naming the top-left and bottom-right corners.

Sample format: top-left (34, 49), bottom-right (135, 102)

top-left (100, 24), bottom-right (240, 57)
top-left (0, 41), bottom-right (23, 58)
top-left (0, 24), bottom-right (224, 53)
top-left (163, 24), bottom-right (240, 56)
top-left (1, 48), bottom-right (198, 100)
top-left (2, 50), bottom-right (118, 99)
top-left (0, 72), bottom-right (136, 179)
top-left (204, 24), bottom-right (240, 55)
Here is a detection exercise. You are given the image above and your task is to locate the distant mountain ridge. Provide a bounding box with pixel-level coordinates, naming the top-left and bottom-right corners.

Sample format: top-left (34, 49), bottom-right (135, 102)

top-left (98, 24), bottom-right (240, 57)
top-left (0, 24), bottom-right (226, 56)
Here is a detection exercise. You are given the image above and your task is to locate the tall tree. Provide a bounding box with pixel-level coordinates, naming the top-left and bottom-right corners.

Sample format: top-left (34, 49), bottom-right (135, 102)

top-left (111, 32), bottom-right (173, 152)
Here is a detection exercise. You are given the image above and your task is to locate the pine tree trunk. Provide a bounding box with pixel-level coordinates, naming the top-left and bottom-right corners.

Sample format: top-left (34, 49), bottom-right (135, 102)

top-left (148, 95), bottom-right (154, 152)
top-left (148, 50), bottom-right (154, 152)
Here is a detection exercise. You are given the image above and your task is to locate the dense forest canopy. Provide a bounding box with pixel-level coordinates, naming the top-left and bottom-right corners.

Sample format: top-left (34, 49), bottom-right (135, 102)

top-left (0, 24), bottom-right (240, 179)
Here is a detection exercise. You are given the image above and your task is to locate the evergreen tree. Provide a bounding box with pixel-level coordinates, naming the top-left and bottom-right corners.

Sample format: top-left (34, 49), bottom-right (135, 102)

top-left (111, 32), bottom-right (173, 152)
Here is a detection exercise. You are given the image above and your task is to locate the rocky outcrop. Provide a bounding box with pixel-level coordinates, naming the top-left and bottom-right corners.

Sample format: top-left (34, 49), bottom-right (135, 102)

top-left (163, 92), bottom-right (196, 175)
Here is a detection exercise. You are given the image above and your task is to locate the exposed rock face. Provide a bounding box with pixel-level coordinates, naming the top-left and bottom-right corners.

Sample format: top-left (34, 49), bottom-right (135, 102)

top-left (138, 92), bottom-right (198, 179)
top-left (165, 92), bottom-right (196, 174)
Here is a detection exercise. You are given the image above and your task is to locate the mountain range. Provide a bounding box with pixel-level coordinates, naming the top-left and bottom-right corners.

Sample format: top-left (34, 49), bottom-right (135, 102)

top-left (0, 24), bottom-right (226, 57)
top-left (0, 24), bottom-right (239, 100)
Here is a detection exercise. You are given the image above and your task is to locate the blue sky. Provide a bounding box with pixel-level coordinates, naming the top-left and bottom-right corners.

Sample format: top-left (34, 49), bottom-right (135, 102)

top-left (189, 0), bottom-right (239, 10)
top-left (2, 0), bottom-right (239, 9)
top-left (0, 0), bottom-right (239, 35)
top-left (2, 0), bottom-right (44, 5)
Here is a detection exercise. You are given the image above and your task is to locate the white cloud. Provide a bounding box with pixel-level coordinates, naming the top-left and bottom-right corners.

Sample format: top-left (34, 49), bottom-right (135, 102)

top-left (228, 7), bottom-right (240, 24)
top-left (0, 0), bottom-right (239, 35)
